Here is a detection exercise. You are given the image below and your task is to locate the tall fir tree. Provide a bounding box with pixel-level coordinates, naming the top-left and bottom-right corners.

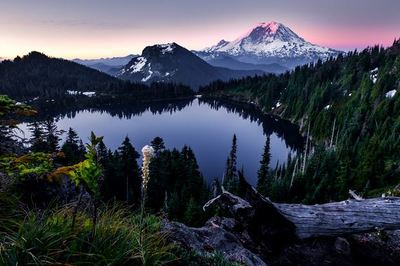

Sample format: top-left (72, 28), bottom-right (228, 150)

top-left (151, 136), bottom-right (165, 154)
top-left (224, 134), bottom-right (239, 193)
top-left (257, 136), bottom-right (271, 196)
top-left (116, 136), bottom-right (141, 204)
top-left (29, 122), bottom-right (47, 152)
top-left (61, 128), bottom-right (83, 164)
top-left (183, 197), bottom-right (202, 226)
top-left (96, 139), bottom-right (108, 165)
top-left (43, 119), bottom-right (62, 152)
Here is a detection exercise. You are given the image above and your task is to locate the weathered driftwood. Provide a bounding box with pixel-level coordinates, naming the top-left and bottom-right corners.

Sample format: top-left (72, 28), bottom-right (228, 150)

top-left (204, 178), bottom-right (400, 241)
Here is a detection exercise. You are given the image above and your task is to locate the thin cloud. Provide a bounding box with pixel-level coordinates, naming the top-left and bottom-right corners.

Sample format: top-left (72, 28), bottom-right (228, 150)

top-left (38, 19), bottom-right (140, 30)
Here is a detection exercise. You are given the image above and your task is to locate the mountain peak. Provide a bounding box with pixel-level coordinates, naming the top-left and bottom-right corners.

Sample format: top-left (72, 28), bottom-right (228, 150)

top-left (216, 39), bottom-right (229, 46)
top-left (117, 42), bottom-right (262, 90)
top-left (25, 51), bottom-right (49, 60)
top-left (156, 43), bottom-right (177, 53)
top-left (255, 21), bottom-right (281, 33)
top-left (198, 21), bottom-right (341, 68)
top-left (143, 43), bottom-right (179, 55)
top-left (236, 21), bottom-right (303, 44)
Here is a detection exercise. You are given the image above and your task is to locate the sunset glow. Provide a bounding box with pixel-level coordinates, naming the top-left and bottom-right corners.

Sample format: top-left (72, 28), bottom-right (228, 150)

top-left (0, 0), bottom-right (399, 59)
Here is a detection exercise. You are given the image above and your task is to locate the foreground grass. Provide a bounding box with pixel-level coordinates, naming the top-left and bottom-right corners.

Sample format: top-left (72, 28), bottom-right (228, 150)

top-left (0, 197), bottom-right (242, 266)
top-left (0, 197), bottom-right (176, 265)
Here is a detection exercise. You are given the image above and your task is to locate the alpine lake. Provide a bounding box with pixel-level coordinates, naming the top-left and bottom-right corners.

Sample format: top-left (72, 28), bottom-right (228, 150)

top-left (19, 97), bottom-right (304, 186)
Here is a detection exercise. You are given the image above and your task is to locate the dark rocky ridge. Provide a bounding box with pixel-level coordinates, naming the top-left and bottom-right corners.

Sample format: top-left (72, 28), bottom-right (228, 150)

top-left (117, 43), bottom-right (263, 90)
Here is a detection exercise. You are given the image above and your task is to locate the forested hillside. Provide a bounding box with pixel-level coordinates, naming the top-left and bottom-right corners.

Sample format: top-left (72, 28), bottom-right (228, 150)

top-left (201, 40), bottom-right (400, 203)
top-left (0, 52), bottom-right (194, 101)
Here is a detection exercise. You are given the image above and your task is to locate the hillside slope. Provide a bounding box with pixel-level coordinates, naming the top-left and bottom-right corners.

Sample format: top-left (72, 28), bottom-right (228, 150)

top-left (200, 40), bottom-right (400, 203)
top-left (0, 52), bottom-right (119, 99)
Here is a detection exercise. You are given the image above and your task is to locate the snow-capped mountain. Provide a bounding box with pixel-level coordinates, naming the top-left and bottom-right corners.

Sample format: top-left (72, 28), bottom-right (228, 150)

top-left (116, 42), bottom-right (262, 90)
top-left (196, 21), bottom-right (341, 69)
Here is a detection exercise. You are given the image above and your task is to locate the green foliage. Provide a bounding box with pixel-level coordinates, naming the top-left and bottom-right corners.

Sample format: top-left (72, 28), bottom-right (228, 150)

top-left (68, 132), bottom-right (103, 197)
top-left (0, 201), bottom-right (176, 265)
top-left (69, 160), bottom-right (102, 197)
top-left (0, 153), bottom-right (54, 182)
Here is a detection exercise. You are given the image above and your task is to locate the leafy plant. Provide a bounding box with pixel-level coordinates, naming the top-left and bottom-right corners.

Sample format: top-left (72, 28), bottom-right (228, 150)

top-left (66, 132), bottom-right (103, 232)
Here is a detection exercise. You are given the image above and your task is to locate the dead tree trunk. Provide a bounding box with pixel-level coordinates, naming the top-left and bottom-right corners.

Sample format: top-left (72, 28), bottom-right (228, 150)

top-left (204, 177), bottom-right (400, 242)
top-left (276, 197), bottom-right (400, 239)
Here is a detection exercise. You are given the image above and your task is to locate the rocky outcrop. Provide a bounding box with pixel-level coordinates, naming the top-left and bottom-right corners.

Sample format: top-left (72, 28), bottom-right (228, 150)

top-left (163, 217), bottom-right (267, 266)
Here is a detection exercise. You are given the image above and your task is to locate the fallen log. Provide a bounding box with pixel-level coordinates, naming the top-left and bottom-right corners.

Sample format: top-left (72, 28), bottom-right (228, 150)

top-left (276, 197), bottom-right (400, 239)
top-left (204, 177), bottom-right (400, 241)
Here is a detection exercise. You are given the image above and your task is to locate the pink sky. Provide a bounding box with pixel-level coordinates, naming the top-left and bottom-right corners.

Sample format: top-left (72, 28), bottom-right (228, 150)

top-left (0, 0), bottom-right (399, 59)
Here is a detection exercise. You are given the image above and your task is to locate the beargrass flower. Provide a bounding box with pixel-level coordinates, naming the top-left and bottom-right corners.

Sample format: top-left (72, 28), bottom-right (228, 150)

top-left (141, 145), bottom-right (154, 194)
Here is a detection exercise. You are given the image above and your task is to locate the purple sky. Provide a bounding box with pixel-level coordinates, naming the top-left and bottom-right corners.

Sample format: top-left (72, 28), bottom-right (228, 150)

top-left (1, 0), bottom-right (399, 59)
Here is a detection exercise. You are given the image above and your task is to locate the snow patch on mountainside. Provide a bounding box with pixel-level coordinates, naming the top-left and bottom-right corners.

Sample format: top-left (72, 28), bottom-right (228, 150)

top-left (129, 57), bottom-right (147, 73)
top-left (370, 67), bottom-right (378, 84)
top-left (158, 43), bottom-right (176, 54)
top-left (386, 90), bottom-right (397, 98)
top-left (141, 64), bottom-right (153, 82)
top-left (67, 90), bottom-right (96, 97)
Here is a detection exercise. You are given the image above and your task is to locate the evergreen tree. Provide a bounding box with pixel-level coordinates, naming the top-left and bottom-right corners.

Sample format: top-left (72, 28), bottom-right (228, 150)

top-left (96, 139), bottom-right (108, 165)
top-left (151, 136), bottom-right (165, 154)
top-left (147, 144), bottom-right (211, 224)
top-left (43, 119), bottom-right (62, 152)
top-left (116, 136), bottom-right (140, 204)
top-left (61, 128), bottom-right (83, 164)
top-left (101, 150), bottom-right (120, 201)
top-left (65, 127), bottom-right (79, 144)
top-left (29, 122), bottom-right (47, 152)
top-left (78, 140), bottom-right (86, 155)
top-left (183, 197), bottom-right (201, 226)
top-left (257, 136), bottom-right (271, 196)
top-left (166, 191), bottom-right (180, 220)
top-left (224, 134), bottom-right (238, 193)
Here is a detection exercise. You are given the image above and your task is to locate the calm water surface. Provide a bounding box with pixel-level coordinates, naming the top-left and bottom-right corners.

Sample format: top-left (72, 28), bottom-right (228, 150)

top-left (21, 98), bottom-right (304, 185)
